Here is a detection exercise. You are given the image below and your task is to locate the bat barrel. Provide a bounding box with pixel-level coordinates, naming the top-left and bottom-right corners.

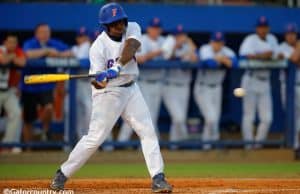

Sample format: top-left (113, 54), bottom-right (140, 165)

top-left (24, 74), bottom-right (70, 84)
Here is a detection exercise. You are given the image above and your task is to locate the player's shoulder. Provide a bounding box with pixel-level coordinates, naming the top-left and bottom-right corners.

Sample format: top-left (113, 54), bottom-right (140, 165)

top-left (199, 44), bottom-right (211, 52)
top-left (127, 22), bottom-right (141, 30)
top-left (23, 37), bottom-right (38, 46)
top-left (223, 46), bottom-right (236, 56)
top-left (90, 35), bottom-right (104, 54)
top-left (266, 33), bottom-right (278, 41)
top-left (243, 34), bottom-right (257, 41)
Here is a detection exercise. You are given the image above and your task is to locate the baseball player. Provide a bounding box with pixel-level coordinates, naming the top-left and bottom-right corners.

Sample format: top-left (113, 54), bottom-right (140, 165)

top-left (239, 16), bottom-right (278, 149)
top-left (70, 27), bottom-right (92, 139)
top-left (117, 17), bottom-right (165, 142)
top-left (161, 25), bottom-right (197, 144)
top-left (0, 34), bottom-right (25, 152)
top-left (50, 3), bottom-right (172, 193)
top-left (277, 23), bottom-right (300, 149)
top-left (194, 32), bottom-right (236, 150)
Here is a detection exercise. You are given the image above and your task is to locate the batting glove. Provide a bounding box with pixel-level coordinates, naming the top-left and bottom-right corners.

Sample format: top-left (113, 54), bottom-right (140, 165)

top-left (106, 63), bottom-right (122, 79)
top-left (95, 71), bottom-right (107, 82)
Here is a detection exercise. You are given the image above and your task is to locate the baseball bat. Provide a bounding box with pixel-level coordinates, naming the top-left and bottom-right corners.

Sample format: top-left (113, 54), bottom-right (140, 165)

top-left (24, 73), bottom-right (98, 84)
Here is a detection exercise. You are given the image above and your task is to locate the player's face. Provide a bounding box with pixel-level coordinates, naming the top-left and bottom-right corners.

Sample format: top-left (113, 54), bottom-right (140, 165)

top-left (147, 26), bottom-right (162, 39)
top-left (256, 26), bottom-right (269, 39)
top-left (285, 32), bottom-right (298, 45)
top-left (211, 41), bottom-right (224, 52)
top-left (36, 25), bottom-right (51, 43)
top-left (4, 36), bottom-right (18, 52)
top-left (175, 33), bottom-right (187, 47)
top-left (107, 19), bottom-right (126, 37)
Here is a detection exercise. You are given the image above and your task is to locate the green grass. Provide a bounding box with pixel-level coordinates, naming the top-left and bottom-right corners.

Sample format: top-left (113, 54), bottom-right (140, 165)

top-left (1, 163), bottom-right (300, 179)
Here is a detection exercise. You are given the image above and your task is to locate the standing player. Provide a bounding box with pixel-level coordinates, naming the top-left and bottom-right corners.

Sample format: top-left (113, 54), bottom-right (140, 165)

top-left (277, 23), bottom-right (300, 149)
top-left (194, 32), bottom-right (236, 150)
top-left (22, 23), bottom-right (72, 142)
top-left (239, 16), bottom-right (278, 149)
top-left (117, 17), bottom-right (165, 142)
top-left (0, 34), bottom-right (25, 152)
top-left (71, 27), bottom-right (92, 139)
top-left (161, 25), bottom-right (197, 143)
top-left (50, 3), bottom-right (172, 193)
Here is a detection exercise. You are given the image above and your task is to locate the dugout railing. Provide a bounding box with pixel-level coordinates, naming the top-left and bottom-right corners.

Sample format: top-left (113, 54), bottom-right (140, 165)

top-left (0, 58), bottom-right (296, 149)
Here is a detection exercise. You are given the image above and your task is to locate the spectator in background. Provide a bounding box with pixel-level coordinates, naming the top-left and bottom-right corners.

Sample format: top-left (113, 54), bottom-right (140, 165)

top-left (22, 23), bottom-right (72, 143)
top-left (161, 25), bottom-right (197, 145)
top-left (239, 16), bottom-right (278, 149)
top-left (117, 17), bottom-right (165, 142)
top-left (0, 34), bottom-right (25, 153)
top-left (69, 27), bottom-right (92, 139)
top-left (277, 23), bottom-right (300, 149)
top-left (194, 32), bottom-right (236, 150)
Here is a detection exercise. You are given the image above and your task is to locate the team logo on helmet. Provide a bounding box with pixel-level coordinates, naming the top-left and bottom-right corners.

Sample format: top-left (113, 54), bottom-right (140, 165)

top-left (112, 8), bottom-right (117, 17)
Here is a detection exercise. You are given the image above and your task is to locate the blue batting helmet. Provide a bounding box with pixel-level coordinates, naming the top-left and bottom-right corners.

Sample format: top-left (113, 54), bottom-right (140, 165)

top-left (99, 3), bottom-right (128, 25)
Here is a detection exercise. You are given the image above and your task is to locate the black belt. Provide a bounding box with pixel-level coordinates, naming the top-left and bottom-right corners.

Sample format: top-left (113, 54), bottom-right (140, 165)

top-left (119, 81), bottom-right (135, 87)
top-left (141, 80), bottom-right (158, 84)
top-left (248, 72), bottom-right (268, 81)
top-left (164, 81), bottom-right (185, 87)
top-left (199, 82), bottom-right (218, 88)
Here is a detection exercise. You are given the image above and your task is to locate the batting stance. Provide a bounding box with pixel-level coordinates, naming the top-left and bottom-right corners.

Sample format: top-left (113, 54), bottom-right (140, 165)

top-left (194, 32), bottom-right (236, 150)
top-left (277, 23), bottom-right (300, 149)
top-left (161, 25), bottom-right (197, 143)
top-left (239, 16), bottom-right (278, 149)
top-left (50, 3), bottom-right (172, 193)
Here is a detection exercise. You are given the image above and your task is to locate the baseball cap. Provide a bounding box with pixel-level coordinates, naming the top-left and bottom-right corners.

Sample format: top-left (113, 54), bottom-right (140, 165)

top-left (256, 16), bottom-right (269, 27)
top-left (210, 31), bottom-right (225, 42)
top-left (148, 17), bottom-right (162, 28)
top-left (172, 24), bottom-right (185, 35)
top-left (76, 26), bottom-right (89, 37)
top-left (285, 23), bottom-right (298, 34)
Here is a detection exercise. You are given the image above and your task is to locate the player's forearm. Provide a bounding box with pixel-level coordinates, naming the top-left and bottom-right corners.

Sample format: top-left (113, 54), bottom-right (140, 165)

top-left (58, 50), bottom-right (74, 58)
top-left (13, 56), bottom-right (26, 67)
top-left (117, 38), bottom-right (141, 66)
top-left (25, 49), bottom-right (47, 59)
top-left (0, 54), bottom-right (12, 64)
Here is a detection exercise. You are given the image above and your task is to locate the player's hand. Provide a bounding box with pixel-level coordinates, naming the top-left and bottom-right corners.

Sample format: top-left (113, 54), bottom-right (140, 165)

top-left (91, 79), bottom-right (107, 89)
top-left (92, 71), bottom-right (108, 89)
top-left (106, 63), bottom-right (122, 79)
top-left (95, 71), bottom-right (107, 82)
top-left (47, 48), bottom-right (59, 57)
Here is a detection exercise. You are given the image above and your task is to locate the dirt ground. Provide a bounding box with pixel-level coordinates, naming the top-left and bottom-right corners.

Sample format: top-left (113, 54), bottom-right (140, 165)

top-left (1, 178), bottom-right (300, 194)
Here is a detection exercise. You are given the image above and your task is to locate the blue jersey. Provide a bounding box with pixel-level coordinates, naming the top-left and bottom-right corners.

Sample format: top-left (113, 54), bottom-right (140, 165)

top-left (21, 38), bottom-right (69, 92)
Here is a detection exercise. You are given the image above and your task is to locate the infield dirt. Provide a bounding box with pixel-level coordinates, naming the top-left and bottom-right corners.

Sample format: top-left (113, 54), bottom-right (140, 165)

top-left (1, 178), bottom-right (300, 194)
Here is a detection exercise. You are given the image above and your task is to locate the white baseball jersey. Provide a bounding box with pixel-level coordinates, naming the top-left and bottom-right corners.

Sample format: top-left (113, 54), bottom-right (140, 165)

top-left (138, 34), bottom-right (165, 81)
top-left (61, 21), bottom-right (165, 178)
top-left (89, 22), bottom-right (141, 93)
top-left (72, 41), bottom-right (90, 59)
top-left (277, 42), bottom-right (300, 83)
top-left (162, 35), bottom-right (192, 84)
top-left (196, 44), bottom-right (235, 85)
top-left (239, 33), bottom-right (278, 79)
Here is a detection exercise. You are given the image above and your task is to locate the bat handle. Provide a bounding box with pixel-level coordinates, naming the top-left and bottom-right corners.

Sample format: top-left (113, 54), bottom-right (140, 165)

top-left (69, 73), bottom-right (98, 79)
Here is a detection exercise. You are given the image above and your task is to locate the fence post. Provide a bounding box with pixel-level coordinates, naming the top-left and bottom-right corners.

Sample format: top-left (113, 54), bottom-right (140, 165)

top-left (285, 61), bottom-right (296, 148)
top-left (68, 68), bottom-right (77, 147)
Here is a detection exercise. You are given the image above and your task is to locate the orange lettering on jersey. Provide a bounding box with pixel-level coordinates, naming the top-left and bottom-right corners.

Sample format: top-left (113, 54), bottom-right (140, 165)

top-left (112, 8), bottom-right (117, 17)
